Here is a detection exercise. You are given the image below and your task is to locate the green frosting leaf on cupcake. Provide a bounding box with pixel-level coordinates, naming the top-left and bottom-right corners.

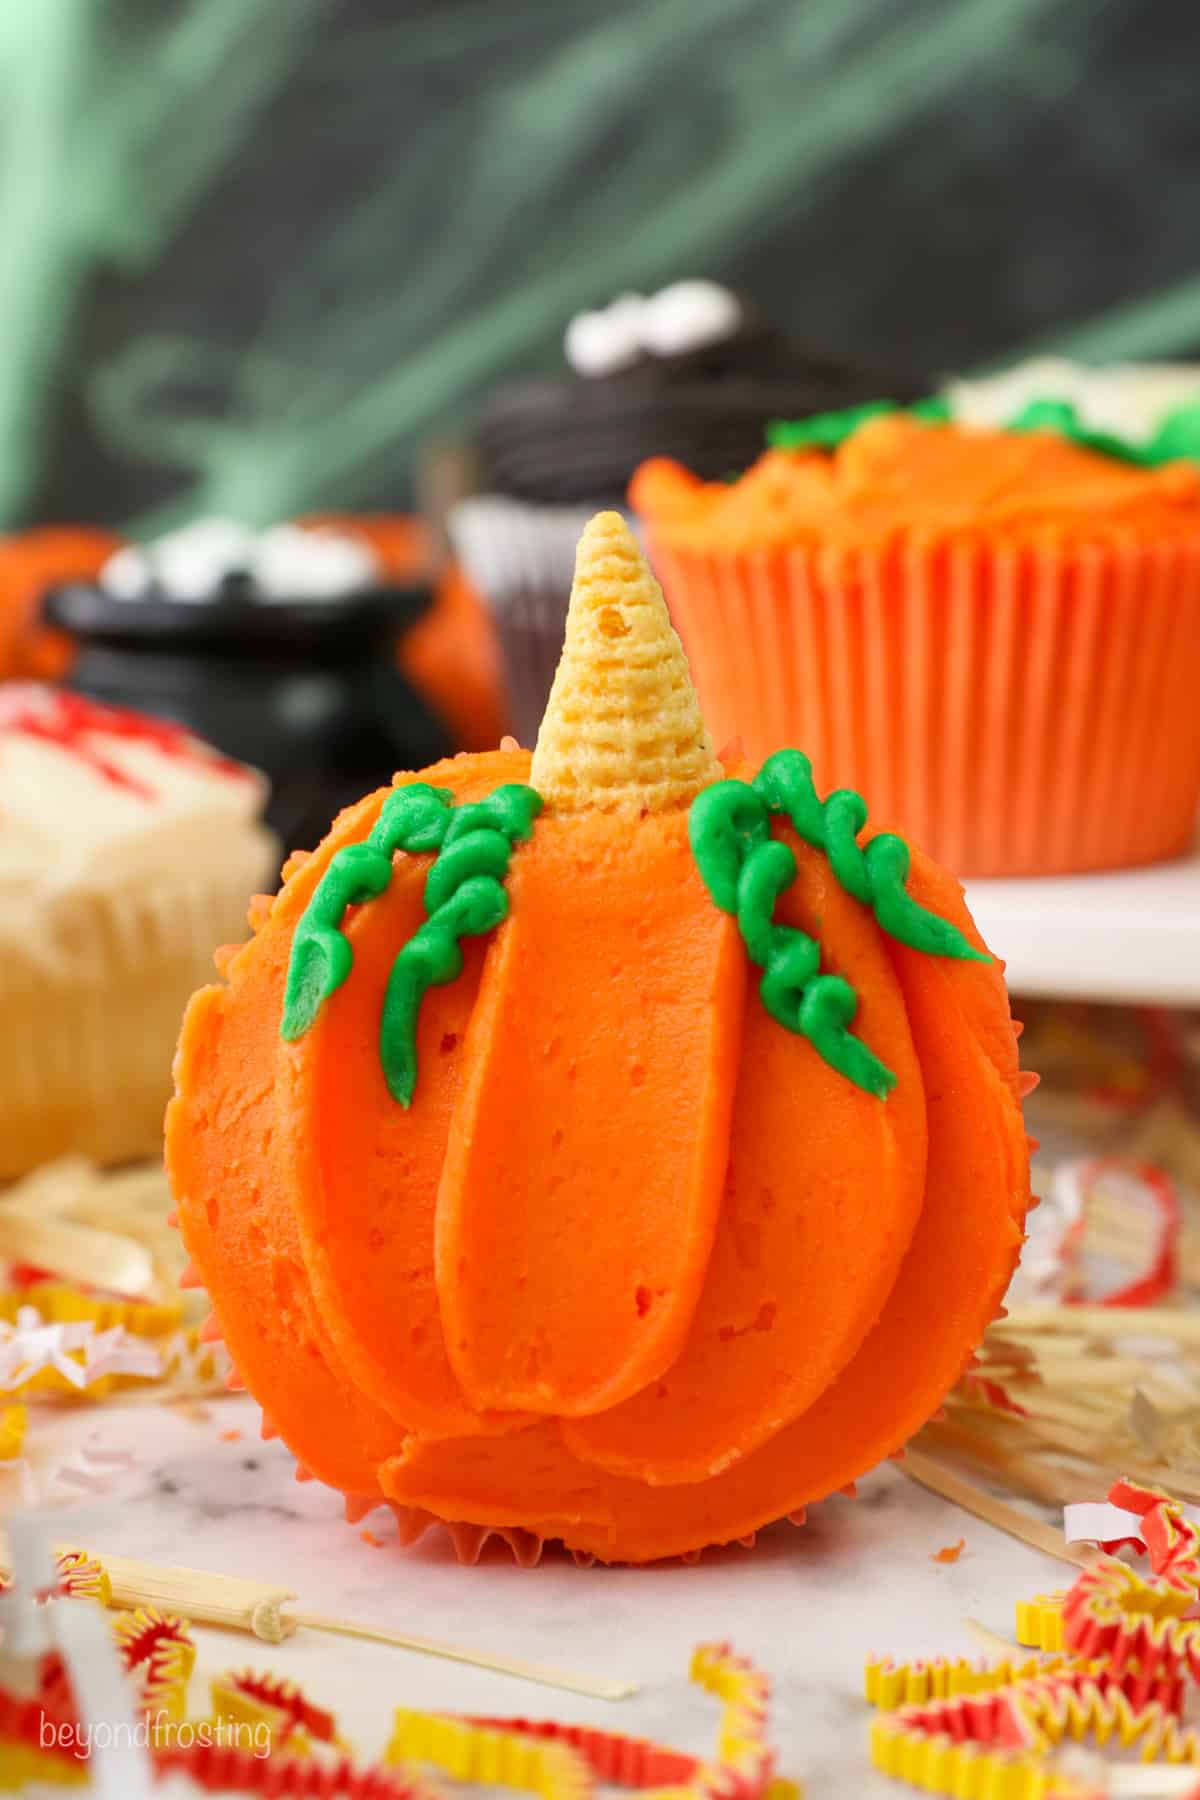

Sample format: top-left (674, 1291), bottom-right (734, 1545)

top-left (766, 395), bottom-right (950, 452)
top-left (765, 389), bottom-right (1200, 470)
top-left (1010, 395), bottom-right (1200, 470)
top-left (1147, 404), bottom-right (1200, 466)
top-left (1008, 398), bottom-right (1144, 463)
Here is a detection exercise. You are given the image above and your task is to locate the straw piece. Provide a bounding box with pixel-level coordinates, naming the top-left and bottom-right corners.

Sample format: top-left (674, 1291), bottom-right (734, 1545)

top-left (0, 1536), bottom-right (635, 1702)
top-left (995, 1355), bottom-right (1152, 1388)
top-left (286, 1611), bottom-right (636, 1702)
top-left (961, 1617), bottom-right (1025, 1662)
top-left (1016, 1392), bottom-right (1134, 1434)
top-left (0, 1214), bottom-right (155, 1297)
top-left (529, 512), bottom-right (720, 814)
top-left (994, 1304), bottom-right (1200, 1339)
top-left (1103, 1771), bottom-right (1200, 1797)
top-left (0, 1157), bottom-right (181, 1300)
top-left (933, 1286), bottom-right (1200, 1516)
top-left (967, 1418), bottom-right (1200, 1508)
top-left (916, 1419), bottom-right (1077, 1506)
top-left (7, 1544), bottom-right (298, 1643)
top-left (901, 1450), bottom-right (1096, 1567)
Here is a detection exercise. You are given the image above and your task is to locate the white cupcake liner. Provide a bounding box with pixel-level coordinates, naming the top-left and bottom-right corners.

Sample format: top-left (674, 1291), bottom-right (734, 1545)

top-left (0, 839), bottom-right (276, 1179)
top-left (449, 496), bottom-right (634, 744)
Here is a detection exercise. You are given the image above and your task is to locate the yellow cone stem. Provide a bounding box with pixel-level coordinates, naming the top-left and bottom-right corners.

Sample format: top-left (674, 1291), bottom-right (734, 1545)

top-left (530, 512), bottom-right (721, 813)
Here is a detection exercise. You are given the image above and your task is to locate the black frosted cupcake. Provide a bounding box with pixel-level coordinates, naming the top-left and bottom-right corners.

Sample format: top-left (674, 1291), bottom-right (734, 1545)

top-left (45, 517), bottom-right (451, 855)
top-left (451, 281), bottom-right (924, 745)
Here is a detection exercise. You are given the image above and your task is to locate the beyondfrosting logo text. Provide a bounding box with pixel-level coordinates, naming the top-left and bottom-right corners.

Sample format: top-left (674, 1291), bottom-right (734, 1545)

top-left (39, 1710), bottom-right (272, 1760)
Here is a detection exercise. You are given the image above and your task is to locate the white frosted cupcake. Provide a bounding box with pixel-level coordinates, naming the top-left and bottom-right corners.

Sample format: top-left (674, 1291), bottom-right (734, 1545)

top-left (946, 355), bottom-right (1200, 451)
top-left (0, 687), bottom-right (277, 1178)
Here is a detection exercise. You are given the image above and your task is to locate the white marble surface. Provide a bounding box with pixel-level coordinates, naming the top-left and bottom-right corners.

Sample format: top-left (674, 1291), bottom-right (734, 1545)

top-left (965, 849), bottom-right (1200, 1005)
top-left (8, 1394), bottom-right (1078, 1798)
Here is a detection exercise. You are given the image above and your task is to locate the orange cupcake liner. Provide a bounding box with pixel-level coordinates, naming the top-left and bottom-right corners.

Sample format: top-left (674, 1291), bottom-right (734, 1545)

top-left (0, 526), bottom-right (119, 681)
top-left (648, 534), bottom-right (1200, 877)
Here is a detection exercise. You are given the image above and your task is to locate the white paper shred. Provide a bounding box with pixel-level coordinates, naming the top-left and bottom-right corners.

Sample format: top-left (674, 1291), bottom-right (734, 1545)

top-left (1063, 1501), bottom-right (1147, 1549)
top-left (0, 1307), bottom-right (164, 1393)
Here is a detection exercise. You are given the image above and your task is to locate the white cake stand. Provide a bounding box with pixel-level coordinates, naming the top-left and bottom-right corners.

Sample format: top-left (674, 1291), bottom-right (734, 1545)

top-left (964, 852), bottom-right (1200, 1005)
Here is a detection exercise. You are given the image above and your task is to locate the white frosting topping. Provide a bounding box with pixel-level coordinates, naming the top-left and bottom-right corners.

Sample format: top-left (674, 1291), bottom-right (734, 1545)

top-left (99, 517), bottom-right (381, 604)
top-left (252, 523), bottom-right (379, 600)
top-left (564, 293), bottom-right (648, 379)
top-left (639, 280), bottom-right (744, 359)
top-left (947, 356), bottom-right (1200, 444)
top-left (0, 688), bottom-right (271, 908)
top-left (564, 281), bottom-right (743, 378)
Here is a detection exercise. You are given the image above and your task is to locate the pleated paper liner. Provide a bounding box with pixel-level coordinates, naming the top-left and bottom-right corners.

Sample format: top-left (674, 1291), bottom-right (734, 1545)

top-left (490, 599), bottom-right (575, 754)
top-left (0, 866), bottom-right (272, 1179)
top-left (449, 497), bottom-right (608, 746)
top-left (648, 533), bottom-right (1200, 877)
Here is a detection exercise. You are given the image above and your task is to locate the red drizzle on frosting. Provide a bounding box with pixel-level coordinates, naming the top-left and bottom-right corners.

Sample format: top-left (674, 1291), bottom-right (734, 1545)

top-left (0, 686), bottom-right (250, 802)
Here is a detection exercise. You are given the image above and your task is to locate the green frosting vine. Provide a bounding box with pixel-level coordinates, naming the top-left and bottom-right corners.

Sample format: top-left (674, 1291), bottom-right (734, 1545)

top-left (1146, 403), bottom-right (1200, 466)
top-left (1009, 395), bottom-right (1200, 469)
top-left (766, 395), bottom-right (950, 452)
top-left (691, 778), bottom-right (893, 1097)
top-left (286, 755), bottom-right (987, 1110)
top-left (380, 784), bottom-right (541, 1106)
top-left (281, 782), bottom-right (455, 1041)
top-left (280, 780), bottom-right (541, 1108)
top-left (689, 752), bottom-right (987, 1099)
top-left (766, 390), bottom-right (1200, 469)
top-left (753, 751), bottom-right (989, 965)
top-left (1007, 397), bottom-right (1140, 464)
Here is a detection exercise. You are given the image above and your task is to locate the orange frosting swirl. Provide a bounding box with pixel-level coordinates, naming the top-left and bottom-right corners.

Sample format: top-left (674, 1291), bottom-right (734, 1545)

top-left (630, 415), bottom-right (1200, 553)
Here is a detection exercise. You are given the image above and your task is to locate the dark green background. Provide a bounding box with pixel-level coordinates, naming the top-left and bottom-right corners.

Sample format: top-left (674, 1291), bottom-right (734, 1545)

top-left (3, 0), bottom-right (1198, 532)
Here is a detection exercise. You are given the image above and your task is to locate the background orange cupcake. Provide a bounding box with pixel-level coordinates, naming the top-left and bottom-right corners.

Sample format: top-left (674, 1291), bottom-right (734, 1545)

top-left (633, 414), bottom-right (1200, 879)
top-left (0, 527), bottom-right (120, 681)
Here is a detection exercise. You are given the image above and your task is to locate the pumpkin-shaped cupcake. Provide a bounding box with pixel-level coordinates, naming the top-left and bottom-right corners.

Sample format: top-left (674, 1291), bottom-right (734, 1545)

top-left (167, 512), bottom-right (1031, 1564)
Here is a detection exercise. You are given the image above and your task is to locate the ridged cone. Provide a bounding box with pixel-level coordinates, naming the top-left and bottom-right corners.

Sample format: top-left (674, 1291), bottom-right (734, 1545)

top-left (529, 511), bottom-right (720, 813)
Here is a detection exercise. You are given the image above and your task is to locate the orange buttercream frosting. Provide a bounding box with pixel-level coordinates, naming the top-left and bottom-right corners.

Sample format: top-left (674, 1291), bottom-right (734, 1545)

top-left (166, 513), bottom-right (1033, 1563)
top-left (630, 416), bottom-right (1200, 552)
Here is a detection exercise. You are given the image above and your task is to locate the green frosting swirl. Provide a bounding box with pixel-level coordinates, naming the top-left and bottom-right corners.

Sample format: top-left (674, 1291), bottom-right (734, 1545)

top-left (1146, 404), bottom-right (1200, 466)
top-left (1007, 397), bottom-right (1140, 464)
top-left (689, 780), bottom-right (894, 1097)
top-left (766, 390), bottom-right (1200, 470)
top-left (281, 780), bottom-right (541, 1109)
top-left (1009, 395), bottom-right (1200, 469)
top-left (753, 751), bottom-right (988, 965)
top-left (380, 784), bottom-right (542, 1106)
top-left (286, 754), bottom-right (988, 1111)
top-left (689, 752), bottom-right (987, 1099)
top-left (281, 783), bottom-right (454, 1040)
top-left (766, 395), bottom-right (950, 452)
